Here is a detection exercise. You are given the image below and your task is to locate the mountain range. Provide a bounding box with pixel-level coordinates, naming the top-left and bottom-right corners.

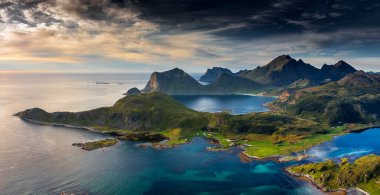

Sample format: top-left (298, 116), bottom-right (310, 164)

top-left (142, 55), bottom-right (358, 95)
top-left (239, 55), bottom-right (357, 86)
top-left (142, 68), bottom-right (262, 95)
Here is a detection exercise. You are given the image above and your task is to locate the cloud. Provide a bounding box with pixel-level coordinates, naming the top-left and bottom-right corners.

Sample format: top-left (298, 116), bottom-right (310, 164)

top-left (0, 0), bottom-right (379, 72)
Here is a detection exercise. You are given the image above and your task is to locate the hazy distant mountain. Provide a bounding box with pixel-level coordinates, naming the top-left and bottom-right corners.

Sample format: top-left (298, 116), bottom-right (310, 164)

top-left (239, 55), bottom-right (320, 86)
top-left (366, 71), bottom-right (380, 75)
top-left (199, 67), bottom-right (234, 82)
top-left (320, 60), bottom-right (357, 81)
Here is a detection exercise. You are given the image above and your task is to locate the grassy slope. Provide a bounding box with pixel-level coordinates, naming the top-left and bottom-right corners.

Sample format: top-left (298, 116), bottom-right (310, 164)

top-left (288, 155), bottom-right (380, 193)
top-left (273, 72), bottom-right (380, 126)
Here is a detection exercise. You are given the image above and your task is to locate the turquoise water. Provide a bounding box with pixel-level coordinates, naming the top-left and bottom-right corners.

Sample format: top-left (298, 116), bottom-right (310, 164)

top-left (0, 73), bottom-right (376, 194)
top-left (173, 95), bottom-right (276, 114)
top-left (306, 128), bottom-right (380, 162)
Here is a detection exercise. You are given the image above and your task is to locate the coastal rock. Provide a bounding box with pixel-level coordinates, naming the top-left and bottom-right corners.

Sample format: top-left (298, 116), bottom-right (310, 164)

top-left (199, 67), bottom-right (234, 82)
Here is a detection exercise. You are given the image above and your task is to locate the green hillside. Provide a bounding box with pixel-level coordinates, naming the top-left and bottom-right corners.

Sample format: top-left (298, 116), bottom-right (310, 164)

top-left (288, 155), bottom-right (380, 194)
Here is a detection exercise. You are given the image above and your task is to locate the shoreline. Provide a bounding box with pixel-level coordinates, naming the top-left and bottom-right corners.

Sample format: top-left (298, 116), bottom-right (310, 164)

top-left (15, 115), bottom-right (377, 194)
top-left (18, 116), bottom-right (379, 160)
top-left (285, 168), bottom-right (369, 195)
top-left (17, 117), bottom-right (119, 136)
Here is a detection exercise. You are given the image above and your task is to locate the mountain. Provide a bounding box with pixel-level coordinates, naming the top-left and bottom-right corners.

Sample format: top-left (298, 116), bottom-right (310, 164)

top-left (142, 68), bottom-right (262, 95)
top-left (199, 67), bottom-right (234, 82)
top-left (206, 73), bottom-right (263, 93)
top-left (337, 70), bottom-right (380, 89)
top-left (16, 93), bottom-right (208, 131)
top-left (239, 55), bottom-right (320, 86)
top-left (274, 71), bottom-right (380, 125)
top-left (142, 68), bottom-right (202, 95)
top-left (320, 60), bottom-right (357, 81)
top-left (239, 55), bottom-right (358, 87)
top-left (16, 92), bottom-right (325, 142)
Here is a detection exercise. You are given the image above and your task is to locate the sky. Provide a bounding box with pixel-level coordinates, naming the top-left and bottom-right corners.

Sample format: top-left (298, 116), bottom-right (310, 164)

top-left (1, 0), bottom-right (380, 73)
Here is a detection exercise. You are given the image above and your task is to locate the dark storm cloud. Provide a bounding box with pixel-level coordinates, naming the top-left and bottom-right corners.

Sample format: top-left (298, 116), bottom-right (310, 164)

top-left (127, 0), bottom-right (380, 39)
top-left (4, 0), bottom-right (380, 40)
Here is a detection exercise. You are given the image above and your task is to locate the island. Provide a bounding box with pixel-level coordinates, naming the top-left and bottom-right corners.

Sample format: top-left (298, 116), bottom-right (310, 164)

top-left (72, 139), bottom-right (118, 151)
top-left (14, 55), bottom-right (380, 159)
top-left (287, 154), bottom-right (380, 194)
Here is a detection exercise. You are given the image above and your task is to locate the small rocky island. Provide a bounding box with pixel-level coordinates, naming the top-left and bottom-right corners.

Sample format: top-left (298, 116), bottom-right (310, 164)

top-left (73, 139), bottom-right (118, 151)
top-left (287, 155), bottom-right (380, 194)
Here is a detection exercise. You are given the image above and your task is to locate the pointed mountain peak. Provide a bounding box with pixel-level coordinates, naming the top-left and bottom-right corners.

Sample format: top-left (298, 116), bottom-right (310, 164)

top-left (334, 60), bottom-right (357, 72)
top-left (335, 60), bottom-right (349, 67)
top-left (273, 54), bottom-right (293, 61)
top-left (200, 67), bottom-right (233, 82)
top-left (163, 67), bottom-right (186, 75)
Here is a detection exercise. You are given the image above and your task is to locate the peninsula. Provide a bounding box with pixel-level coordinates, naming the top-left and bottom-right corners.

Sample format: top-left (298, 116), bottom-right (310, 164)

top-left (14, 56), bottom-right (380, 158)
top-left (287, 155), bottom-right (380, 194)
